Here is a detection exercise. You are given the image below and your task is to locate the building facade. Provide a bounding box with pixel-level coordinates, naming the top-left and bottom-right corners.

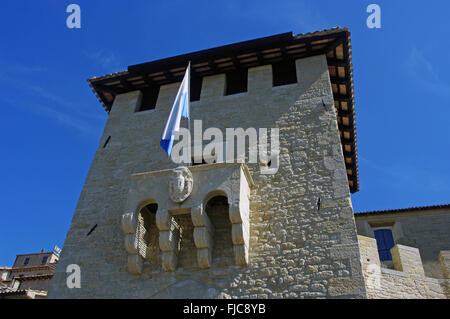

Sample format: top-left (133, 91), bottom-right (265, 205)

top-left (49, 28), bottom-right (367, 298)
top-left (0, 250), bottom-right (59, 299)
top-left (355, 205), bottom-right (450, 299)
top-left (47, 28), bottom-right (449, 299)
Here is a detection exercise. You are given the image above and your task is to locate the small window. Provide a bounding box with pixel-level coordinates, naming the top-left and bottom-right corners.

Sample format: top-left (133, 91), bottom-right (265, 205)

top-left (41, 256), bottom-right (48, 264)
top-left (272, 60), bottom-right (297, 87)
top-left (137, 86), bottom-right (160, 112)
top-left (23, 257), bottom-right (30, 265)
top-left (192, 158), bottom-right (208, 166)
top-left (225, 69), bottom-right (248, 95)
top-left (374, 229), bottom-right (395, 261)
top-left (103, 136), bottom-right (111, 148)
top-left (190, 76), bottom-right (202, 102)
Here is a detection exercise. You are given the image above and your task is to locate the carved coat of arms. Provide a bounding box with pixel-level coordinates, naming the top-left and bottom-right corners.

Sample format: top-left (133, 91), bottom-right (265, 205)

top-left (169, 166), bottom-right (193, 203)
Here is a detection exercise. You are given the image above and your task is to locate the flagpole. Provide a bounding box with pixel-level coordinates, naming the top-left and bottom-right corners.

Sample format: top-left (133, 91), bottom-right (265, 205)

top-left (187, 61), bottom-right (192, 166)
top-left (159, 61), bottom-right (192, 165)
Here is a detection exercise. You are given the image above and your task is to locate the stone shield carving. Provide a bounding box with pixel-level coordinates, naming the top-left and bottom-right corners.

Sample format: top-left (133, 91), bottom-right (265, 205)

top-left (169, 166), bottom-right (193, 203)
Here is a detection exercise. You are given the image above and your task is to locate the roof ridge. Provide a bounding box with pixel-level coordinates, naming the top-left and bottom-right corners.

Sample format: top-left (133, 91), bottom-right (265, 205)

top-left (355, 203), bottom-right (450, 215)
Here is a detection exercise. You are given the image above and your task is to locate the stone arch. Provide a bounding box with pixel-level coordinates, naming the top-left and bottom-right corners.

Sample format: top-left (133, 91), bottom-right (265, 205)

top-left (204, 194), bottom-right (234, 267)
top-left (122, 198), bottom-right (160, 274)
top-left (136, 197), bottom-right (158, 213)
top-left (203, 189), bottom-right (230, 206)
top-left (136, 201), bottom-right (160, 263)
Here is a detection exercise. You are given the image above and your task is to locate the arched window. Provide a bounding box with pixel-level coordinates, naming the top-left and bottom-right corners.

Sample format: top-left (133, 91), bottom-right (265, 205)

top-left (205, 195), bottom-right (234, 266)
top-left (136, 203), bottom-right (160, 263)
top-left (173, 213), bottom-right (196, 269)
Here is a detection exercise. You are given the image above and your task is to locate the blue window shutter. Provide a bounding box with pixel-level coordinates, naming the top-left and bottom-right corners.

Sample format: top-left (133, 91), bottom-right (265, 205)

top-left (383, 230), bottom-right (395, 251)
top-left (374, 229), bottom-right (395, 261)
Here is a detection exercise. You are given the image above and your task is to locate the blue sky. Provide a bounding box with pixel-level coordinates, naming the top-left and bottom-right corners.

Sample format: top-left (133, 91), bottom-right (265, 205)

top-left (1, 1), bottom-right (449, 266)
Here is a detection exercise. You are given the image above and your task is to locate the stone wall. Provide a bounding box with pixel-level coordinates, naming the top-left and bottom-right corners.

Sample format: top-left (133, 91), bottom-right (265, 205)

top-left (355, 208), bottom-right (450, 278)
top-left (13, 253), bottom-right (58, 268)
top-left (358, 235), bottom-right (449, 299)
top-left (17, 278), bottom-right (52, 292)
top-left (48, 55), bottom-right (366, 298)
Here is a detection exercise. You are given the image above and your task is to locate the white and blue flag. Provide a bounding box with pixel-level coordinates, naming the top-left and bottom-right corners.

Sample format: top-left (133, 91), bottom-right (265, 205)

top-left (160, 62), bottom-right (190, 156)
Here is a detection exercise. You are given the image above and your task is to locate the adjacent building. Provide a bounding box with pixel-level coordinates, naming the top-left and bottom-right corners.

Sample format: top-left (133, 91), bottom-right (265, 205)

top-left (355, 204), bottom-right (450, 299)
top-left (0, 250), bottom-right (59, 299)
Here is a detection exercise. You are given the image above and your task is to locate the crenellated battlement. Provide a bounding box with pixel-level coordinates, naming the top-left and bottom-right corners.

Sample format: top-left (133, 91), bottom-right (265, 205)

top-left (358, 235), bottom-right (450, 299)
top-left (108, 55), bottom-right (332, 120)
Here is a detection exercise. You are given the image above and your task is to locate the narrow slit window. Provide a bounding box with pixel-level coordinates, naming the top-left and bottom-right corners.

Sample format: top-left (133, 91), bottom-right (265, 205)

top-left (137, 86), bottom-right (160, 112)
top-left (225, 69), bottom-right (248, 95)
top-left (86, 224), bottom-right (98, 236)
top-left (192, 158), bottom-right (208, 166)
top-left (190, 76), bottom-right (202, 102)
top-left (272, 59), bottom-right (297, 87)
top-left (103, 136), bottom-right (111, 148)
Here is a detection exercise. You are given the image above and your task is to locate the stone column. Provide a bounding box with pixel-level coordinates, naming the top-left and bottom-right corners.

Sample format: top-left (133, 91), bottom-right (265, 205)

top-left (229, 203), bottom-right (249, 266)
top-left (121, 212), bottom-right (144, 275)
top-left (191, 204), bottom-right (214, 269)
top-left (156, 209), bottom-right (181, 272)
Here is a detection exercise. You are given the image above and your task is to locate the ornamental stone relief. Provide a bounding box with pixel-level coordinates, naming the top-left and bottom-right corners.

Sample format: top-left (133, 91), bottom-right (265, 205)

top-left (169, 166), bottom-right (193, 203)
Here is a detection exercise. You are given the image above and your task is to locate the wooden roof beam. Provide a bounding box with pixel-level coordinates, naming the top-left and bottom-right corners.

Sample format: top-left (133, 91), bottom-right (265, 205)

top-left (231, 56), bottom-right (241, 68)
top-left (119, 79), bottom-right (133, 90)
top-left (92, 84), bottom-right (117, 95)
top-left (330, 77), bottom-right (351, 85)
top-left (208, 60), bottom-right (220, 73)
top-left (140, 73), bottom-right (157, 87)
top-left (305, 41), bottom-right (313, 55)
top-left (319, 37), bottom-right (346, 55)
top-left (161, 70), bottom-right (175, 82)
top-left (255, 51), bottom-right (265, 64)
top-left (327, 58), bottom-right (348, 67)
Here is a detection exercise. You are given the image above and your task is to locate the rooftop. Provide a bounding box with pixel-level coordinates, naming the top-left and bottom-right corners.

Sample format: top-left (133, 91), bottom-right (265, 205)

top-left (0, 289), bottom-right (47, 299)
top-left (355, 203), bottom-right (450, 216)
top-left (88, 28), bottom-right (359, 192)
top-left (15, 251), bottom-right (57, 257)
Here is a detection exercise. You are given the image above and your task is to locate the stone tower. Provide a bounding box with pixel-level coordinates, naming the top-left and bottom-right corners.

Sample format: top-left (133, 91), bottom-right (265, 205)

top-left (48, 28), bottom-right (366, 298)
